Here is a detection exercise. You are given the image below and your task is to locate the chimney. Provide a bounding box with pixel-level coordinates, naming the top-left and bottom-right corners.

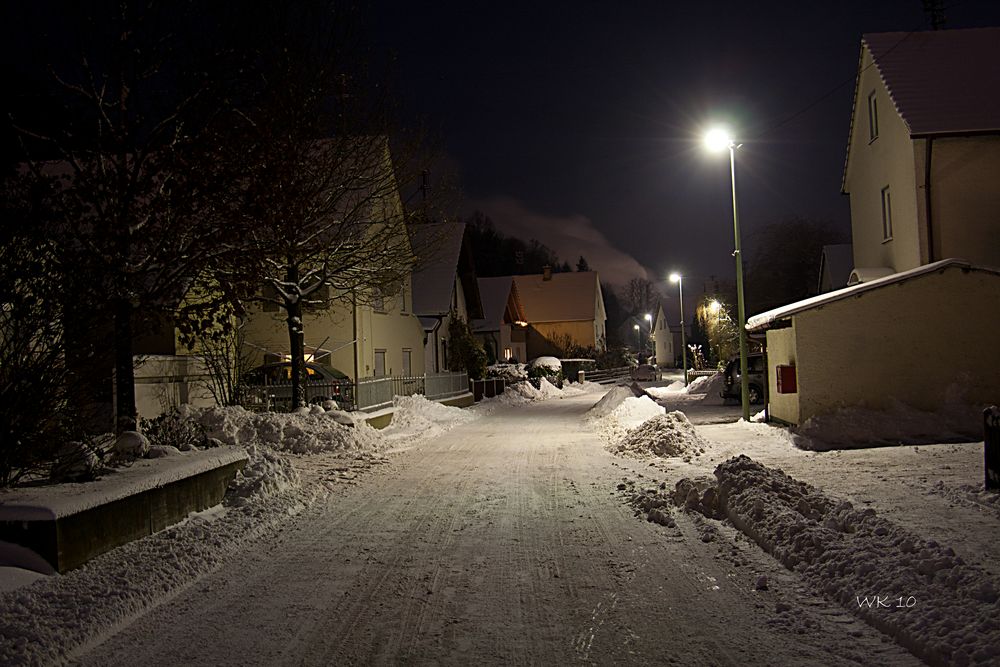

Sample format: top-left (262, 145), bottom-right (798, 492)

top-left (542, 265), bottom-right (552, 281)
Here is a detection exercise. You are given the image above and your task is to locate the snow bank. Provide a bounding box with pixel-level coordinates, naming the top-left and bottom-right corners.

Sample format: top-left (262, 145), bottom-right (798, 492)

top-left (475, 378), bottom-right (589, 413)
top-left (610, 411), bottom-right (707, 460)
top-left (587, 385), bottom-right (636, 418)
top-left (709, 455), bottom-right (1000, 666)
top-left (792, 399), bottom-right (983, 450)
top-left (644, 373), bottom-right (725, 404)
top-left (380, 394), bottom-right (478, 445)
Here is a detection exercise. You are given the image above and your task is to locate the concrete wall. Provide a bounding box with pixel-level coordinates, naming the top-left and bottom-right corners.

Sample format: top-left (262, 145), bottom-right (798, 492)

top-left (845, 46), bottom-right (922, 273)
top-left (788, 266), bottom-right (1000, 424)
top-left (764, 327), bottom-right (798, 425)
top-left (527, 320), bottom-right (598, 359)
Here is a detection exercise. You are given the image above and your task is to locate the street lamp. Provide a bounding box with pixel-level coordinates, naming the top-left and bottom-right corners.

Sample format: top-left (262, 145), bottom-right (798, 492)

top-left (643, 312), bottom-right (652, 358)
top-left (708, 299), bottom-right (722, 363)
top-left (633, 323), bottom-right (641, 358)
top-left (669, 272), bottom-right (687, 386)
top-left (705, 126), bottom-right (750, 421)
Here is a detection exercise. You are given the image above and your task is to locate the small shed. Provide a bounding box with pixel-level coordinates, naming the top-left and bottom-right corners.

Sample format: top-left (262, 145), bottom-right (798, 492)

top-left (746, 259), bottom-right (1000, 426)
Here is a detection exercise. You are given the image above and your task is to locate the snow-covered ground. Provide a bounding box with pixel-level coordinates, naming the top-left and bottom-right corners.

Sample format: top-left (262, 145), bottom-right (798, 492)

top-left (0, 383), bottom-right (594, 665)
top-left (599, 385), bottom-right (1000, 666)
top-left (2, 377), bottom-right (994, 665)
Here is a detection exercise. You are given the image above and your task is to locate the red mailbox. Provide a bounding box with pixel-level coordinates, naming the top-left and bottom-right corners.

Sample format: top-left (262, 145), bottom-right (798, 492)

top-left (776, 365), bottom-right (797, 394)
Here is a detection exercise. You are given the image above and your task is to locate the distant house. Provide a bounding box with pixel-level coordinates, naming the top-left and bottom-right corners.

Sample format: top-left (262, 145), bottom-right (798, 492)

top-left (472, 276), bottom-right (526, 363)
top-left (512, 268), bottom-right (607, 358)
top-left (748, 27), bottom-right (1000, 427)
top-left (651, 302), bottom-right (677, 368)
top-left (842, 27), bottom-right (1000, 278)
top-left (410, 223), bottom-right (483, 374)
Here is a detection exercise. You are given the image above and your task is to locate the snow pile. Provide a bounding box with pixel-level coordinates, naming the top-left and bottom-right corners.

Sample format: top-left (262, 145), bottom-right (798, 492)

top-left (590, 393), bottom-right (666, 444)
top-left (534, 376), bottom-right (564, 399)
top-left (586, 385), bottom-right (636, 419)
top-left (380, 394), bottom-right (478, 444)
top-left (711, 455), bottom-right (1000, 666)
top-left (610, 411), bottom-right (707, 459)
top-left (226, 447), bottom-right (301, 504)
top-left (644, 373), bottom-right (725, 404)
top-left (194, 405), bottom-right (383, 456)
top-left (792, 399), bottom-right (983, 450)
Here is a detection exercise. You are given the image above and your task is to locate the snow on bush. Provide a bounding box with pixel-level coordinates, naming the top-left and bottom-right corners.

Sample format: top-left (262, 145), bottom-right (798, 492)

top-left (528, 356), bottom-right (562, 372)
top-left (709, 455), bottom-right (1000, 666)
top-left (792, 399), bottom-right (983, 450)
top-left (485, 363), bottom-right (528, 381)
top-left (610, 411), bottom-right (707, 459)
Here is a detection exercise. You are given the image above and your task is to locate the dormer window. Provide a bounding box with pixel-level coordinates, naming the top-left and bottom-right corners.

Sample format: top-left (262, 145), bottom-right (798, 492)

top-left (867, 90), bottom-right (879, 142)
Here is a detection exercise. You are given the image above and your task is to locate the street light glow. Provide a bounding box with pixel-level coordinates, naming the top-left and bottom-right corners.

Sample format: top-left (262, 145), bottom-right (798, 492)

top-left (669, 272), bottom-right (681, 283)
top-left (644, 313), bottom-right (652, 322)
top-left (704, 127), bottom-right (733, 152)
top-left (708, 299), bottom-right (721, 314)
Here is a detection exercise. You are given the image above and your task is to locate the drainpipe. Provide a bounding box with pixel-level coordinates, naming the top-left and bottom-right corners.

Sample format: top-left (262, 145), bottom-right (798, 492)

top-left (924, 137), bottom-right (935, 263)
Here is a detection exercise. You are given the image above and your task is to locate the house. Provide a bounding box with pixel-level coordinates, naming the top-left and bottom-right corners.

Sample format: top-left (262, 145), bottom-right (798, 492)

top-left (842, 27), bottom-right (1000, 278)
top-left (240, 143), bottom-right (425, 382)
top-left (747, 27), bottom-right (1000, 427)
top-left (472, 276), bottom-right (527, 363)
top-left (410, 223), bottom-right (484, 373)
top-left (748, 260), bottom-right (1000, 426)
top-left (651, 302), bottom-right (677, 368)
top-left (512, 268), bottom-right (607, 358)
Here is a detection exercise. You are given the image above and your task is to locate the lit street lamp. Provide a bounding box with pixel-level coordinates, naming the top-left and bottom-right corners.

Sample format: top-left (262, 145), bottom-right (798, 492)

top-left (633, 323), bottom-right (641, 357)
top-left (705, 126), bottom-right (750, 421)
top-left (644, 312), bottom-right (652, 358)
top-left (669, 273), bottom-right (687, 386)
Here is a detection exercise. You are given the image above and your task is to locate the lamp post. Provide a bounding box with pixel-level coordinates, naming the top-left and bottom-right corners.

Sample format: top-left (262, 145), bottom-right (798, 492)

top-left (669, 273), bottom-right (687, 386)
top-left (705, 127), bottom-right (750, 421)
top-left (708, 299), bottom-right (721, 363)
top-left (643, 312), bottom-right (652, 359)
top-left (633, 324), bottom-right (641, 358)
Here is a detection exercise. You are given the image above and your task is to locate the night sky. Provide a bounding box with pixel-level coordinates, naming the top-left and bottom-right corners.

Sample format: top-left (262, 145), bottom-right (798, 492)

top-left (369, 0), bottom-right (1000, 294)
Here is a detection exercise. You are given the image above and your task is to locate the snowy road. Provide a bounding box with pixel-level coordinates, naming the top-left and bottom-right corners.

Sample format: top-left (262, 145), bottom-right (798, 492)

top-left (75, 394), bottom-right (919, 666)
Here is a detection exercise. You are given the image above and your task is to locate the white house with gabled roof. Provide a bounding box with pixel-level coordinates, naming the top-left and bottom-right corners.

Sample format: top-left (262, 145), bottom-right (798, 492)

top-left (843, 27), bottom-right (1000, 279)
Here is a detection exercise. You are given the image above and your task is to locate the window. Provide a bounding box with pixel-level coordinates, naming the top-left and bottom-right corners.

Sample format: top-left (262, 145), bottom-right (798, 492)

top-left (402, 348), bottom-right (412, 376)
top-left (373, 288), bottom-right (385, 313)
top-left (881, 186), bottom-right (893, 241)
top-left (503, 347), bottom-right (512, 361)
top-left (867, 90), bottom-right (879, 142)
top-left (400, 283), bottom-right (408, 314)
top-left (374, 349), bottom-right (386, 378)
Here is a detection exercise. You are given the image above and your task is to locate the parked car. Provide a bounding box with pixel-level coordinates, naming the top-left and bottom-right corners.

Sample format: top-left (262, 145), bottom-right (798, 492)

top-left (630, 364), bottom-right (658, 382)
top-left (720, 353), bottom-right (766, 405)
top-left (243, 362), bottom-right (353, 409)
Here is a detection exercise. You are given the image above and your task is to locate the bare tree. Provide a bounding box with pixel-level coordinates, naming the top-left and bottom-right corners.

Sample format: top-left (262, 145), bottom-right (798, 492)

top-left (228, 5), bottom-right (440, 408)
top-left (621, 277), bottom-right (661, 318)
top-left (10, 2), bottom-right (243, 433)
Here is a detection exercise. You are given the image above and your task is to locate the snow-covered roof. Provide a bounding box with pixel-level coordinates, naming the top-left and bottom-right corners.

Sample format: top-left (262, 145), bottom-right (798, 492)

top-left (410, 223), bottom-right (466, 317)
top-left (512, 271), bottom-right (601, 323)
top-left (864, 28), bottom-right (1000, 137)
top-left (747, 259), bottom-right (994, 332)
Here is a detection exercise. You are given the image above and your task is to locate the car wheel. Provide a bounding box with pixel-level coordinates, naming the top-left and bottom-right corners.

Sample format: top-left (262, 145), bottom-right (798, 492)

top-left (747, 384), bottom-right (762, 405)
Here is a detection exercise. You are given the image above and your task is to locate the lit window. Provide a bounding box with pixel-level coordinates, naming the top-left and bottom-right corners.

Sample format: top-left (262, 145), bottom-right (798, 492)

top-left (503, 347), bottom-right (512, 361)
top-left (867, 90), bottom-right (879, 142)
top-left (881, 186), bottom-right (893, 241)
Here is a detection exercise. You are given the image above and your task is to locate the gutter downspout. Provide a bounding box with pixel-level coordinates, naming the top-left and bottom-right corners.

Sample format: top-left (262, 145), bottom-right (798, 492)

top-left (924, 137), bottom-right (935, 263)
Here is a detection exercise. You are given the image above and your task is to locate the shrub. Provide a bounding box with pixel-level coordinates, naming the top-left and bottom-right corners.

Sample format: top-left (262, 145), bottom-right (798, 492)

top-left (140, 409), bottom-right (208, 452)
